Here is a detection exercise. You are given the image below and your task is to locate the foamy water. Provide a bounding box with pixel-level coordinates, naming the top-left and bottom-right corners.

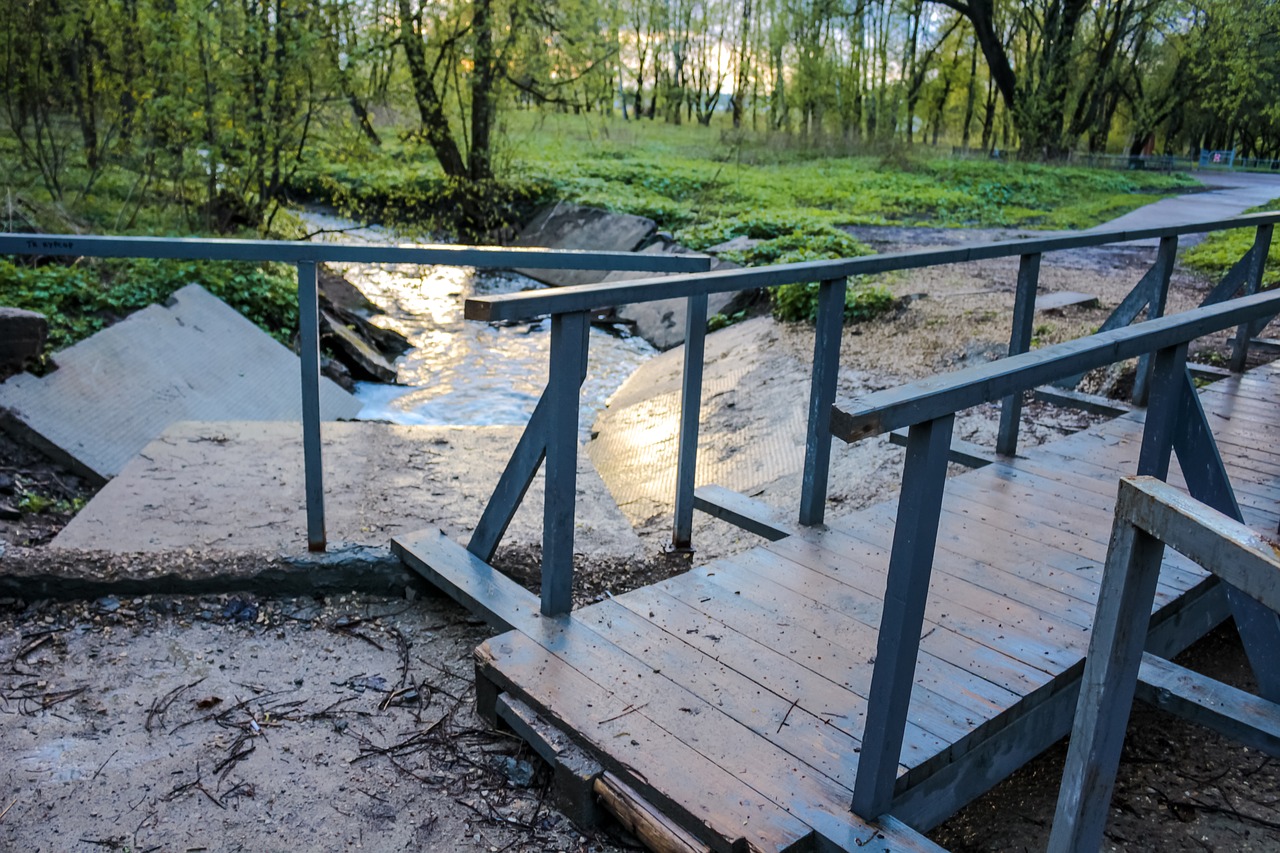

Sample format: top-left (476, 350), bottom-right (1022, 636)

top-left (298, 212), bottom-right (654, 436)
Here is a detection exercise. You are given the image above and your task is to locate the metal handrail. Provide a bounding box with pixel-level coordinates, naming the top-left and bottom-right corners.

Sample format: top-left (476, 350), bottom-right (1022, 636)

top-left (0, 232), bottom-right (712, 272)
top-left (0, 231), bottom-right (710, 552)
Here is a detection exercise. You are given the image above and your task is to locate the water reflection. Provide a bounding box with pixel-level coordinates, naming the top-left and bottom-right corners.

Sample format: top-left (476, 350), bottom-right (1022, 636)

top-left (298, 212), bottom-right (655, 435)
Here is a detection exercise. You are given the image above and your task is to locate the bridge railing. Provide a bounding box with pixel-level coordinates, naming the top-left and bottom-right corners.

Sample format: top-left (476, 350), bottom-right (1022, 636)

top-left (829, 286), bottom-right (1280, 819)
top-left (465, 211), bottom-right (1280, 615)
top-left (0, 231), bottom-right (710, 552)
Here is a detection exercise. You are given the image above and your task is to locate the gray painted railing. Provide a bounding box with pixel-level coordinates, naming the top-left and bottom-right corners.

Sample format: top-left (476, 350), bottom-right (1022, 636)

top-left (1049, 476), bottom-right (1280, 852)
top-left (464, 210), bottom-right (1280, 617)
top-left (0, 231), bottom-right (709, 552)
top-left (831, 287), bottom-right (1280, 820)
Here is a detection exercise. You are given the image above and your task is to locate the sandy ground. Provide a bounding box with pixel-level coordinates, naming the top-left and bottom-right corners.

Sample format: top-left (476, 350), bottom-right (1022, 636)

top-left (3, 226), bottom-right (1278, 851)
top-left (597, 227), bottom-right (1219, 562)
top-left (0, 589), bottom-right (631, 853)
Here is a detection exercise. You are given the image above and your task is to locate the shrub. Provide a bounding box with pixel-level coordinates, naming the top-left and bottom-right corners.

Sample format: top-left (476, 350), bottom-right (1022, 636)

top-left (771, 282), bottom-right (895, 324)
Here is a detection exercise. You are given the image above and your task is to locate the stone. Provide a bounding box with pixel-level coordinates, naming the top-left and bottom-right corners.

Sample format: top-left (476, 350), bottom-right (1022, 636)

top-left (610, 249), bottom-right (742, 350)
top-left (0, 307), bottom-right (48, 375)
top-left (705, 235), bottom-right (761, 254)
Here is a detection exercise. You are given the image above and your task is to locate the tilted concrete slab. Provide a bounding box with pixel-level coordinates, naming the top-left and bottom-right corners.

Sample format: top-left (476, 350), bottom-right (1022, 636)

top-left (512, 201), bottom-right (658, 287)
top-left (608, 244), bottom-right (740, 350)
top-left (53, 420), bottom-right (642, 558)
top-left (0, 284), bottom-right (360, 481)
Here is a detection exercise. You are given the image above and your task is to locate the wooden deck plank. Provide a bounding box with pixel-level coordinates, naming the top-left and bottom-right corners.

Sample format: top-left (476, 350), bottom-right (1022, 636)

top-left (603, 583), bottom-right (952, 758)
top-left (825, 512), bottom-right (1099, 628)
top-left (765, 527), bottom-right (1085, 675)
top-left (709, 556), bottom-right (1025, 723)
top-left (931, 471), bottom-right (1207, 594)
top-left (475, 632), bottom-right (817, 852)
top-left (948, 461), bottom-right (1209, 586)
top-left (720, 546), bottom-right (1054, 699)
top-left (578, 598), bottom-right (875, 785)
top-left (616, 563), bottom-right (1008, 753)
top-left (493, 613), bottom-right (938, 851)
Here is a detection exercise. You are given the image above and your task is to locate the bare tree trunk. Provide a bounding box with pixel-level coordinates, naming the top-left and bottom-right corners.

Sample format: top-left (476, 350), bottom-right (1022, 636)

top-left (961, 44), bottom-right (977, 149)
top-left (397, 0), bottom-right (466, 177)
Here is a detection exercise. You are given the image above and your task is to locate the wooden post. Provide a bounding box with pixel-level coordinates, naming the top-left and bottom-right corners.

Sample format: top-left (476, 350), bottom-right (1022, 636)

top-left (799, 277), bottom-right (847, 526)
top-left (996, 253), bottom-right (1041, 456)
top-left (672, 294), bottom-right (708, 550)
top-left (1048, 479), bottom-right (1168, 853)
top-left (470, 348), bottom-right (590, 561)
top-left (1135, 343), bottom-right (1187, 480)
top-left (1230, 224), bottom-right (1274, 372)
top-left (851, 414), bottom-right (955, 819)
top-left (1132, 236), bottom-right (1179, 406)
top-left (541, 311), bottom-right (589, 617)
top-left (296, 260), bottom-right (326, 553)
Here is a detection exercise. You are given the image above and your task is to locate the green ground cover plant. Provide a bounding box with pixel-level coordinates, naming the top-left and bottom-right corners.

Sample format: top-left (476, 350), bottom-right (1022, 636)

top-left (4, 113), bottom-right (1195, 347)
top-left (0, 257), bottom-right (298, 359)
top-left (290, 115), bottom-right (1191, 326)
top-left (1183, 196), bottom-right (1280, 280)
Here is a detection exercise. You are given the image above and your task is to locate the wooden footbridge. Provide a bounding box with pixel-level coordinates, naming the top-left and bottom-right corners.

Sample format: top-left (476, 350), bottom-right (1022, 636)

top-left (7, 216), bottom-right (1279, 849)
top-left (389, 212), bottom-right (1280, 852)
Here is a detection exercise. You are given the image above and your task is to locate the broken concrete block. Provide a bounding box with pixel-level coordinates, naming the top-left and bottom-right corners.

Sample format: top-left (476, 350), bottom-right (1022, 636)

top-left (321, 310), bottom-right (398, 383)
top-left (0, 283), bottom-right (361, 482)
top-left (512, 202), bottom-right (658, 287)
top-left (0, 307), bottom-right (48, 374)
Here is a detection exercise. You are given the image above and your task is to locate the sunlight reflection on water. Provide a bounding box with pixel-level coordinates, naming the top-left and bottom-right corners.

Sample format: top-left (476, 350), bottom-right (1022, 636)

top-left (299, 212), bottom-right (654, 435)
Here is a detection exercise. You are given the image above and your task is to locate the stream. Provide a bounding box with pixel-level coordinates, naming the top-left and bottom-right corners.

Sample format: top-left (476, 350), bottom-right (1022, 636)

top-left (298, 212), bottom-right (655, 437)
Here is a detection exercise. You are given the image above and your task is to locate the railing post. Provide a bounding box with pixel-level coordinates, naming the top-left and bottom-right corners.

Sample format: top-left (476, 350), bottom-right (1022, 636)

top-left (799, 277), bottom-right (847, 526)
top-left (996, 253), bottom-right (1041, 456)
top-left (1136, 343), bottom-right (1188, 480)
top-left (852, 413), bottom-right (955, 819)
top-left (297, 260), bottom-right (326, 553)
top-left (541, 311), bottom-right (589, 617)
top-left (672, 294), bottom-right (708, 551)
top-left (1230, 224), bottom-right (1274, 372)
top-left (1048, 482), bottom-right (1168, 853)
top-left (1131, 235), bottom-right (1178, 406)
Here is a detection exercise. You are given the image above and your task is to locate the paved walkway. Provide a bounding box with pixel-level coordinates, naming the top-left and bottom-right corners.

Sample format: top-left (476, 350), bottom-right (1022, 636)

top-left (1096, 170), bottom-right (1280, 233)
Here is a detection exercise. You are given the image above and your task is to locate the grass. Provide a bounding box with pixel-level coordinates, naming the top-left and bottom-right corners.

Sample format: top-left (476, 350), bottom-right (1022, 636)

top-left (0, 256), bottom-right (298, 360)
top-left (2, 110), bottom-right (1199, 345)
top-left (1183, 196), bottom-right (1280, 280)
top-left (293, 112), bottom-right (1195, 242)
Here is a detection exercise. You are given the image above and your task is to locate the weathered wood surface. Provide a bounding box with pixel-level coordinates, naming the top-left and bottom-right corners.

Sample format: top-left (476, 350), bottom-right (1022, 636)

top-left (401, 360), bottom-right (1280, 850)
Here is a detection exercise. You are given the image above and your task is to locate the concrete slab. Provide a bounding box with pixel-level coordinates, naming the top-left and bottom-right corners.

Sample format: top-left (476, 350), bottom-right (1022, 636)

top-left (609, 244), bottom-right (739, 350)
top-left (1036, 291), bottom-right (1099, 312)
top-left (0, 284), bottom-right (360, 481)
top-left (53, 420), bottom-right (642, 558)
top-left (588, 317), bottom-right (888, 530)
top-left (513, 201), bottom-right (657, 287)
